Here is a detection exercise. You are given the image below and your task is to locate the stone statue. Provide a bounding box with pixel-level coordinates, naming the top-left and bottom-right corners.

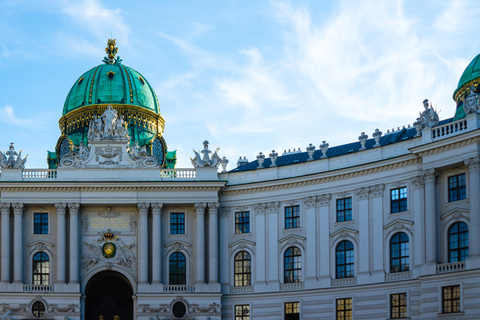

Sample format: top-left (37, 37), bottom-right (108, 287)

top-left (463, 86), bottom-right (479, 115)
top-left (102, 105), bottom-right (118, 137)
top-left (191, 140), bottom-right (222, 168)
top-left (419, 99), bottom-right (439, 128)
top-left (114, 115), bottom-right (128, 137)
top-left (0, 143), bottom-right (27, 169)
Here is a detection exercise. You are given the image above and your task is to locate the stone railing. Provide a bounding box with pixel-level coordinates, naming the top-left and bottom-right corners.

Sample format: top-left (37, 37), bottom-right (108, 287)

top-left (432, 119), bottom-right (468, 140)
top-left (163, 285), bottom-right (195, 293)
top-left (436, 261), bottom-right (466, 274)
top-left (160, 169), bottom-right (196, 179)
top-left (279, 282), bottom-right (305, 291)
top-left (230, 286), bottom-right (254, 294)
top-left (23, 284), bottom-right (54, 292)
top-left (331, 277), bottom-right (357, 287)
top-left (385, 271), bottom-right (413, 282)
top-left (22, 169), bottom-right (58, 180)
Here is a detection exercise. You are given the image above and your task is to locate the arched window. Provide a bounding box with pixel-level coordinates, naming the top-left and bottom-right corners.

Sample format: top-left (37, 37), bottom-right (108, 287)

top-left (169, 252), bottom-right (186, 285)
top-left (284, 247), bottom-right (302, 283)
top-left (33, 252), bottom-right (49, 285)
top-left (234, 251), bottom-right (251, 287)
top-left (448, 222), bottom-right (469, 262)
top-left (336, 240), bottom-right (354, 278)
top-left (390, 232), bottom-right (409, 273)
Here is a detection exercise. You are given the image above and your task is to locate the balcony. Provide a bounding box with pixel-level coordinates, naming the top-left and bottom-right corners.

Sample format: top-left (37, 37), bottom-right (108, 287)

top-left (436, 261), bottom-right (466, 274)
top-left (331, 277), bottom-right (357, 287)
top-left (23, 284), bottom-right (54, 292)
top-left (163, 285), bottom-right (195, 293)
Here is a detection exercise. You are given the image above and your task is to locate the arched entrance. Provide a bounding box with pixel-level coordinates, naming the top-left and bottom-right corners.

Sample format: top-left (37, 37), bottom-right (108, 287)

top-left (85, 271), bottom-right (133, 320)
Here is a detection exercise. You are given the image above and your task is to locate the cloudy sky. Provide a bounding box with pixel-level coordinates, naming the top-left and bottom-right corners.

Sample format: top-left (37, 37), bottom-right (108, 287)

top-left (0, 0), bottom-right (479, 169)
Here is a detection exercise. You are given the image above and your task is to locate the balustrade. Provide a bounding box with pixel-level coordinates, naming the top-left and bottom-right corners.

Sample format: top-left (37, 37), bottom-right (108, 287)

top-left (436, 261), bottom-right (466, 274)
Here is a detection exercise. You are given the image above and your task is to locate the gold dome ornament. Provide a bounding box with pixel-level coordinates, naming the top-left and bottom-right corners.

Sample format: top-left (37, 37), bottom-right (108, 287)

top-left (102, 242), bottom-right (116, 258)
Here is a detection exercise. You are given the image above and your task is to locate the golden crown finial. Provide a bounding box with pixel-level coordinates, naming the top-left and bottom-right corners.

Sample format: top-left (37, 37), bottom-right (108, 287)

top-left (105, 39), bottom-right (118, 64)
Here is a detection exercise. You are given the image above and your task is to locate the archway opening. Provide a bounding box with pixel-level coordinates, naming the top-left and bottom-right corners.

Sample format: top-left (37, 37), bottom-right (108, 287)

top-left (85, 271), bottom-right (133, 320)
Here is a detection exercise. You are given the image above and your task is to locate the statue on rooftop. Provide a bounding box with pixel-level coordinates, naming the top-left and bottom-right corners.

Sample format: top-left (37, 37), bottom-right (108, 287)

top-left (87, 105), bottom-right (129, 141)
top-left (0, 143), bottom-right (27, 169)
top-left (463, 85), bottom-right (479, 115)
top-left (191, 140), bottom-right (222, 168)
top-left (418, 99), bottom-right (439, 128)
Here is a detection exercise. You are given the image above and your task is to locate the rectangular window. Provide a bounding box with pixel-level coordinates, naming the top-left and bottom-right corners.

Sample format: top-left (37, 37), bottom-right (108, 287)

top-left (170, 213), bottom-right (185, 234)
top-left (235, 211), bottom-right (250, 234)
top-left (336, 198), bottom-right (352, 222)
top-left (443, 285), bottom-right (461, 313)
top-left (34, 213), bottom-right (48, 234)
top-left (235, 305), bottom-right (250, 320)
top-left (390, 293), bottom-right (407, 319)
top-left (391, 187), bottom-right (407, 213)
top-left (336, 298), bottom-right (352, 320)
top-left (449, 174), bottom-right (466, 202)
top-left (285, 206), bottom-right (300, 229)
top-left (285, 302), bottom-right (300, 320)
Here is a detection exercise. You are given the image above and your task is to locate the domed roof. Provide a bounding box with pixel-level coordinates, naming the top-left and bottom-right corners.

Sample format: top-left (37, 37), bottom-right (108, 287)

top-left (456, 53), bottom-right (480, 91)
top-left (62, 62), bottom-right (160, 116)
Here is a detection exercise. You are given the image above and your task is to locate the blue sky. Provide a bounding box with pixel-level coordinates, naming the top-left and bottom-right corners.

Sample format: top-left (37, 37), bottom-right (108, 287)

top-left (0, 0), bottom-right (479, 169)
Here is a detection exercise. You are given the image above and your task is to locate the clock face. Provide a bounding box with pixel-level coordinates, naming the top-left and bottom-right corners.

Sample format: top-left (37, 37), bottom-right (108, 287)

top-left (152, 137), bottom-right (165, 166)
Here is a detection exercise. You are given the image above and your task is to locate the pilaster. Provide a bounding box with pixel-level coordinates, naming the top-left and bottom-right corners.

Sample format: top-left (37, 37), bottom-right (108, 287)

top-left (317, 194), bottom-right (331, 287)
top-left (356, 187), bottom-right (370, 283)
top-left (1, 203), bottom-right (10, 283)
top-left (151, 202), bottom-right (163, 284)
top-left (208, 202), bottom-right (220, 283)
top-left (411, 175), bottom-right (425, 276)
top-left (371, 184), bottom-right (385, 281)
top-left (138, 203), bottom-right (149, 284)
top-left (423, 168), bottom-right (438, 273)
top-left (195, 202), bottom-right (206, 284)
top-left (69, 203), bottom-right (80, 284)
top-left (253, 203), bottom-right (266, 291)
top-left (219, 206), bottom-right (230, 292)
top-left (304, 196), bottom-right (317, 286)
top-left (13, 203), bottom-right (24, 283)
top-left (465, 157), bottom-right (480, 267)
top-left (55, 203), bottom-right (67, 284)
top-left (266, 201), bottom-right (280, 291)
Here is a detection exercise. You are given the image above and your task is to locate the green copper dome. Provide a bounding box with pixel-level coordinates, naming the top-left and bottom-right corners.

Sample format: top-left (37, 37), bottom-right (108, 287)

top-left (62, 63), bottom-right (159, 116)
top-left (453, 53), bottom-right (480, 120)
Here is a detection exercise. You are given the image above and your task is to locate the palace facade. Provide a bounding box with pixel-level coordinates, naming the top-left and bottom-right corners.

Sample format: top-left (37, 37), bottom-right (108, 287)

top-left (1, 41), bottom-right (480, 320)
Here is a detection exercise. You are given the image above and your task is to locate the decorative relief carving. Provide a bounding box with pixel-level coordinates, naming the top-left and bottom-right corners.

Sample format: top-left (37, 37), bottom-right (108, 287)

top-left (371, 184), bottom-right (385, 198)
top-left (208, 202), bottom-right (220, 214)
top-left (303, 196), bottom-right (316, 208)
top-left (129, 215), bottom-right (137, 233)
top-left (465, 156), bottom-right (480, 173)
top-left (82, 231), bottom-right (136, 272)
top-left (266, 201), bottom-right (280, 213)
top-left (284, 200), bottom-right (298, 206)
top-left (355, 187), bottom-right (370, 200)
top-left (384, 220), bottom-right (414, 240)
top-left (318, 194), bottom-right (331, 206)
top-left (411, 175), bottom-right (425, 189)
top-left (254, 203), bottom-right (266, 215)
top-left (423, 168), bottom-right (438, 183)
top-left (330, 228), bottom-right (358, 247)
top-left (194, 202), bottom-right (205, 214)
top-left (220, 206), bottom-right (231, 218)
top-left (441, 211), bottom-right (470, 231)
top-left (98, 206), bottom-right (120, 219)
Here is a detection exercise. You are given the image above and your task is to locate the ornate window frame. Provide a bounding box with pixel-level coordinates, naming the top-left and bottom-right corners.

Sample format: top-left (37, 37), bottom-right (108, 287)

top-left (31, 208), bottom-right (50, 235)
top-left (384, 219), bottom-right (414, 273)
top-left (27, 241), bottom-right (54, 285)
top-left (166, 207), bottom-right (188, 236)
top-left (164, 240), bottom-right (191, 285)
top-left (440, 208), bottom-right (470, 263)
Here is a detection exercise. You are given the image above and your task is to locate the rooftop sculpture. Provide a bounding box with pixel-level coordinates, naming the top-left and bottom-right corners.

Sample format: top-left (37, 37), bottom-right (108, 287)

top-left (0, 143), bottom-right (27, 169)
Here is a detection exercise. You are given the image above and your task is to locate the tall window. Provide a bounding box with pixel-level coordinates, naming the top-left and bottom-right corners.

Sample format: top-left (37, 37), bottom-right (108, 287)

top-left (390, 293), bottom-right (407, 319)
top-left (33, 252), bottom-right (49, 285)
top-left (448, 174), bottom-right (466, 202)
top-left (32, 301), bottom-right (46, 318)
top-left (390, 187), bottom-right (407, 213)
top-left (336, 298), bottom-right (352, 320)
top-left (390, 232), bottom-right (409, 273)
top-left (336, 198), bottom-right (352, 222)
top-left (34, 213), bottom-right (48, 234)
top-left (336, 240), bottom-right (354, 279)
top-left (169, 252), bottom-right (186, 285)
top-left (448, 222), bottom-right (469, 262)
top-left (235, 211), bottom-right (250, 234)
top-left (234, 251), bottom-right (251, 287)
top-left (285, 205), bottom-right (300, 229)
top-left (284, 302), bottom-right (300, 320)
top-left (284, 247), bottom-right (302, 283)
top-left (235, 305), bottom-right (250, 320)
top-left (442, 285), bottom-right (461, 313)
top-left (170, 213), bottom-right (185, 234)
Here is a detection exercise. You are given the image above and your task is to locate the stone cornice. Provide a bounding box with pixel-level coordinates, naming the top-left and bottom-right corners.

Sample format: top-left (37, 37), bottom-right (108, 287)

top-left (0, 186), bottom-right (223, 192)
top-left (410, 133), bottom-right (480, 157)
top-left (221, 158), bottom-right (421, 196)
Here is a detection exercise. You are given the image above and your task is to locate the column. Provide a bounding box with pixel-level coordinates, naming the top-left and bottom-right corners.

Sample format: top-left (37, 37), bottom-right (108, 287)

top-left (318, 195), bottom-right (331, 281)
top-left (1, 203), bottom-right (10, 283)
top-left (371, 185), bottom-right (384, 273)
top-left (138, 203), bottom-right (149, 284)
top-left (357, 188), bottom-right (370, 278)
top-left (69, 203), bottom-right (80, 283)
top-left (267, 202), bottom-right (279, 286)
top-left (13, 203), bottom-right (24, 283)
top-left (254, 204), bottom-right (266, 286)
top-left (424, 169), bottom-right (438, 264)
top-left (465, 157), bottom-right (480, 259)
top-left (411, 176), bottom-right (425, 268)
top-left (151, 202), bottom-right (163, 284)
top-left (195, 202), bottom-right (205, 284)
top-left (219, 207), bottom-right (230, 287)
top-left (208, 202), bottom-right (219, 283)
top-left (304, 196), bottom-right (317, 282)
top-left (55, 203), bottom-right (66, 283)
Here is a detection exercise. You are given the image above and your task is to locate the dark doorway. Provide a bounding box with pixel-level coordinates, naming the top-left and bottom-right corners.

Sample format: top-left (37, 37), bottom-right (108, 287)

top-left (85, 271), bottom-right (133, 320)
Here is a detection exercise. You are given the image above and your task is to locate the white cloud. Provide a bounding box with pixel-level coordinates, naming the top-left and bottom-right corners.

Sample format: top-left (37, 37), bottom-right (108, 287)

top-left (0, 106), bottom-right (38, 128)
